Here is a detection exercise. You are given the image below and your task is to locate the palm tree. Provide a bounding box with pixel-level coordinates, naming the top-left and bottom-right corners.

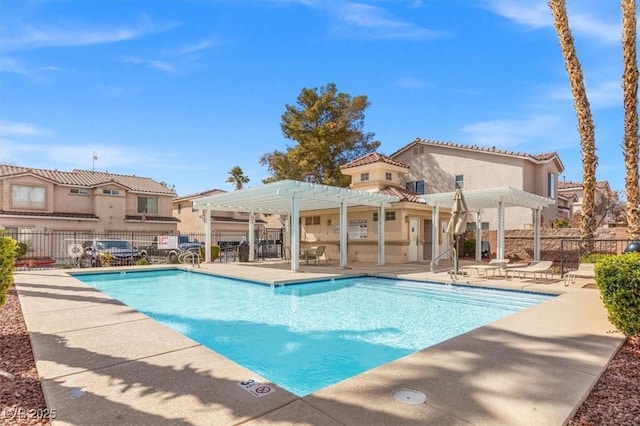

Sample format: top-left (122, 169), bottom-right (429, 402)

top-left (622, 0), bottom-right (640, 241)
top-left (226, 166), bottom-right (250, 190)
top-left (549, 0), bottom-right (598, 241)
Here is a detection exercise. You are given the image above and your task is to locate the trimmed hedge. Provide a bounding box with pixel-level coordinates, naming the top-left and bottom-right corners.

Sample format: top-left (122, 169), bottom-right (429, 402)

top-left (199, 245), bottom-right (220, 261)
top-left (0, 232), bottom-right (18, 307)
top-left (595, 252), bottom-right (640, 337)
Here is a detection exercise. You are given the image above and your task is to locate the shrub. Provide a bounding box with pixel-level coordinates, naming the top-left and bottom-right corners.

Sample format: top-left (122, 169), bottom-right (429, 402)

top-left (581, 252), bottom-right (615, 264)
top-left (463, 239), bottom-right (476, 257)
top-left (136, 257), bottom-right (150, 266)
top-left (0, 232), bottom-right (18, 306)
top-left (596, 252), bottom-right (640, 337)
top-left (16, 241), bottom-right (28, 258)
top-left (99, 252), bottom-right (113, 267)
top-left (199, 245), bottom-right (220, 261)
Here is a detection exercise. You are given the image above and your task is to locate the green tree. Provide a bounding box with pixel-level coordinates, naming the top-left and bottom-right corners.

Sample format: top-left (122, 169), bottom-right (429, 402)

top-left (226, 165), bottom-right (250, 190)
top-left (260, 83), bottom-right (380, 186)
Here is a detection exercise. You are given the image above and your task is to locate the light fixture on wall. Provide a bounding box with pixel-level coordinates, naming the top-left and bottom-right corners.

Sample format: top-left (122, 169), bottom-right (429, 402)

top-left (327, 219), bottom-right (332, 226)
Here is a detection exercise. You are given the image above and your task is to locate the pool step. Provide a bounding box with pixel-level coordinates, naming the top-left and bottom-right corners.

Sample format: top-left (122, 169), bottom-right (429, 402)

top-left (353, 281), bottom-right (551, 311)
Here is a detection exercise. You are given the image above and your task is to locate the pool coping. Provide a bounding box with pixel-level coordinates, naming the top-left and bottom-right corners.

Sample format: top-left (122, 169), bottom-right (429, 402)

top-left (13, 262), bottom-right (625, 425)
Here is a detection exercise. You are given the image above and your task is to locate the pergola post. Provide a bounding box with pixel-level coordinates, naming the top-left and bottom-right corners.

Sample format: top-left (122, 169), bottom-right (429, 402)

top-left (497, 201), bottom-right (505, 260)
top-left (475, 211), bottom-right (482, 261)
top-left (290, 195), bottom-right (300, 272)
top-left (339, 199), bottom-right (348, 268)
top-left (533, 208), bottom-right (541, 261)
top-left (378, 204), bottom-right (385, 265)
top-left (431, 206), bottom-right (439, 264)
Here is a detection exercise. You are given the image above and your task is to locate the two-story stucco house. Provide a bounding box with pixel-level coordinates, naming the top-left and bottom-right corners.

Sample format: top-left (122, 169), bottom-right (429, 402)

top-left (173, 189), bottom-right (283, 240)
top-left (390, 139), bottom-right (564, 230)
top-left (0, 165), bottom-right (178, 235)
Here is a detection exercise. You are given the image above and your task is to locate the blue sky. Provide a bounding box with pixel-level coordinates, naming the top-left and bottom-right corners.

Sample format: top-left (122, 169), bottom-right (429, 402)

top-left (0, 0), bottom-right (625, 197)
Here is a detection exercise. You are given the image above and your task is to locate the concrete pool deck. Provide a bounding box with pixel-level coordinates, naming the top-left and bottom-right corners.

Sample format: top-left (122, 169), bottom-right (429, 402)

top-left (13, 261), bottom-right (625, 425)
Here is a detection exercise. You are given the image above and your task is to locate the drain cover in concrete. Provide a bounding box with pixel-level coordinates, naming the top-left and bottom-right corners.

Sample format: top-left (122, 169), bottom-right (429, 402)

top-left (392, 388), bottom-right (426, 404)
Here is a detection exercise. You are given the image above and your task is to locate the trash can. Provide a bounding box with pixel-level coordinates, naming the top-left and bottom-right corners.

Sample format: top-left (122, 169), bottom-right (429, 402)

top-left (238, 240), bottom-right (250, 262)
top-left (624, 241), bottom-right (640, 253)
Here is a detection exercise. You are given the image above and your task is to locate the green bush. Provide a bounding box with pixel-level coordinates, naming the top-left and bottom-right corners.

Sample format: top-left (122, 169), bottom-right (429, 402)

top-left (463, 239), bottom-right (476, 257)
top-left (199, 245), bottom-right (220, 261)
top-left (581, 252), bottom-right (615, 264)
top-left (136, 257), bottom-right (150, 266)
top-left (0, 232), bottom-right (19, 307)
top-left (16, 241), bottom-right (28, 258)
top-left (595, 252), bottom-right (640, 337)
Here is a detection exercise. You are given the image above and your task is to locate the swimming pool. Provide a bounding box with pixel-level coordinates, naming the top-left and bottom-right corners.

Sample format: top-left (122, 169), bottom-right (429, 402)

top-left (76, 270), bottom-right (554, 396)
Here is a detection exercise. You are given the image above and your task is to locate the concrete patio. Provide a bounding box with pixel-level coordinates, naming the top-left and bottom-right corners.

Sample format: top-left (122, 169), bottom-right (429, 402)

top-left (13, 260), bottom-right (625, 425)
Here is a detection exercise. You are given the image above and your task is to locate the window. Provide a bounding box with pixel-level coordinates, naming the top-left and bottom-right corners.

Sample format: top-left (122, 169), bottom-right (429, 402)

top-left (138, 197), bottom-right (158, 214)
top-left (547, 173), bottom-right (556, 197)
top-left (12, 185), bottom-right (46, 209)
top-left (385, 172), bottom-right (392, 181)
top-left (178, 203), bottom-right (182, 214)
top-left (304, 216), bottom-right (320, 226)
top-left (405, 180), bottom-right (425, 194)
top-left (360, 172), bottom-right (369, 181)
top-left (3, 227), bottom-right (33, 250)
top-left (102, 189), bottom-right (120, 195)
top-left (455, 175), bottom-right (464, 189)
top-left (70, 188), bottom-right (89, 195)
top-left (373, 211), bottom-right (396, 221)
top-left (481, 222), bottom-right (490, 231)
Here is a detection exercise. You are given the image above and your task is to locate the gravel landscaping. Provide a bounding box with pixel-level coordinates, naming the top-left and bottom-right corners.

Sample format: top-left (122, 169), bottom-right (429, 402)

top-left (1, 283), bottom-right (638, 425)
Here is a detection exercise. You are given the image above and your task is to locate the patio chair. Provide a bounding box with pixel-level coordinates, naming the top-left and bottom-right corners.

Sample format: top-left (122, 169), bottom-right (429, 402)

top-left (563, 263), bottom-right (595, 287)
top-left (461, 258), bottom-right (510, 278)
top-left (300, 245), bottom-right (327, 265)
top-left (505, 261), bottom-right (554, 282)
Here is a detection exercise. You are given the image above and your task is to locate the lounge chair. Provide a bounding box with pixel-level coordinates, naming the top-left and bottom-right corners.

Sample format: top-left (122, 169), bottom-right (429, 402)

top-left (563, 263), bottom-right (595, 286)
top-left (300, 245), bottom-right (327, 265)
top-left (461, 259), bottom-right (511, 278)
top-left (505, 261), bottom-right (554, 282)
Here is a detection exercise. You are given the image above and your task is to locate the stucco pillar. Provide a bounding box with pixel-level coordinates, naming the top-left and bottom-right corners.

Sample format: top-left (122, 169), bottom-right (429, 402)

top-left (377, 204), bottom-right (385, 266)
top-left (204, 204), bottom-right (211, 263)
top-left (290, 195), bottom-right (300, 272)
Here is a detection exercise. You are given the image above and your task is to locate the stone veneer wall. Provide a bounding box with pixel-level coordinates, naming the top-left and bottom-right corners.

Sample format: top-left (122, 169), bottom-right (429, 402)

top-left (477, 227), bottom-right (627, 262)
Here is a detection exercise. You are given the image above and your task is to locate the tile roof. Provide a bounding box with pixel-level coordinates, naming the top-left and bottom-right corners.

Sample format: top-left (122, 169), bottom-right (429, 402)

top-left (0, 210), bottom-right (99, 219)
top-left (0, 165), bottom-right (175, 195)
top-left (377, 186), bottom-right (423, 203)
top-left (174, 188), bottom-right (226, 202)
top-left (558, 180), bottom-right (611, 191)
top-left (392, 139), bottom-right (561, 165)
top-left (340, 152), bottom-right (409, 170)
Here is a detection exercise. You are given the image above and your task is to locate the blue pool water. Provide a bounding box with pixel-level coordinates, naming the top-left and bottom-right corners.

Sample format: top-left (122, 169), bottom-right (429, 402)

top-left (76, 270), bottom-right (553, 396)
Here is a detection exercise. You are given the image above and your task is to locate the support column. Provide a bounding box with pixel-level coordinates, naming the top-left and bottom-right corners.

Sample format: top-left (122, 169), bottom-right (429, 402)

top-left (475, 211), bottom-right (482, 261)
top-left (290, 196), bottom-right (300, 272)
top-left (339, 200), bottom-right (348, 268)
top-left (534, 208), bottom-right (541, 261)
top-left (377, 204), bottom-right (385, 266)
top-left (432, 206), bottom-right (439, 264)
top-left (204, 204), bottom-right (211, 263)
top-left (497, 201), bottom-right (505, 260)
top-left (248, 211), bottom-right (255, 261)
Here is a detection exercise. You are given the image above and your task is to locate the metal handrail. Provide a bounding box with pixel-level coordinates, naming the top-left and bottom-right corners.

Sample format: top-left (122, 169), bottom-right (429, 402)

top-left (430, 246), bottom-right (457, 273)
top-left (179, 251), bottom-right (201, 267)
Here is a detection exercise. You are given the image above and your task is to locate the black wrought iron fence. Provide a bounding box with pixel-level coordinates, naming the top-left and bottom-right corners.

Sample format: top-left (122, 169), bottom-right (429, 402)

top-left (559, 239), bottom-right (629, 275)
top-left (5, 228), bottom-right (285, 270)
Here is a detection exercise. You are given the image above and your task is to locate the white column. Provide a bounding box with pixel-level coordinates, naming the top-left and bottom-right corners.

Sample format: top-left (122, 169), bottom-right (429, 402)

top-left (431, 206), bottom-right (439, 264)
top-left (290, 196), bottom-right (300, 272)
top-left (340, 200), bottom-right (348, 268)
top-left (248, 211), bottom-right (255, 261)
top-left (475, 211), bottom-right (482, 261)
top-left (534, 208), bottom-right (541, 261)
top-left (378, 204), bottom-right (385, 266)
top-left (204, 204), bottom-right (211, 263)
top-left (497, 201), bottom-right (505, 260)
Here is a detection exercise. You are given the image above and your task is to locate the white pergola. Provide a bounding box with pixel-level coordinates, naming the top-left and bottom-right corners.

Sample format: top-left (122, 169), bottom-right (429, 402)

top-left (419, 187), bottom-right (556, 262)
top-left (192, 179), bottom-right (400, 271)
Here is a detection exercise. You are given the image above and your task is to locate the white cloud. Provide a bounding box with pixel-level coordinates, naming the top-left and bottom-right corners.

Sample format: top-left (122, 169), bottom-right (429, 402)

top-left (395, 77), bottom-right (429, 89)
top-left (0, 120), bottom-right (52, 137)
top-left (483, 0), bottom-right (620, 44)
top-left (331, 2), bottom-right (443, 39)
top-left (0, 17), bottom-right (179, 52)
top-left (546, 79), bottom-right (621, 110)
top-left (178, 38), bottom-right (220, 55)
top-left (121, 56), bottom-right (176, 73)
top-left (460, 114), bottom-right (563, 149)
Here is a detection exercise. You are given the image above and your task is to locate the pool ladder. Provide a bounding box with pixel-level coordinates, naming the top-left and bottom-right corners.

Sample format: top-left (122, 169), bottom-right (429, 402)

top-left (179, 251), bottom-right (201, 268)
